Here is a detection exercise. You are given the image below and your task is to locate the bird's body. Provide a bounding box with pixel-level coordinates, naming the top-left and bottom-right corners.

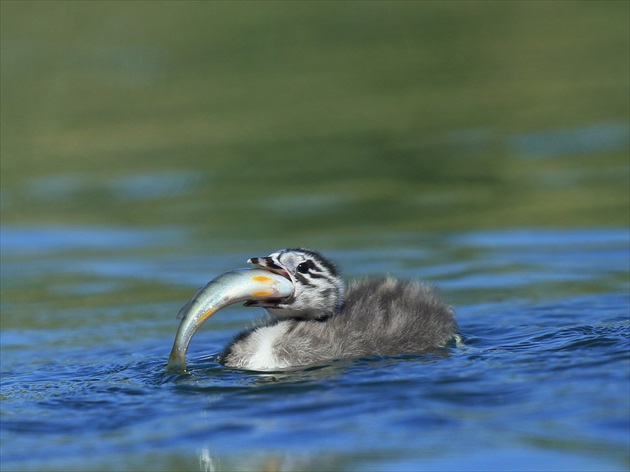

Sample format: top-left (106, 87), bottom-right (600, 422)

top-left (168, 247), bottom-right (458, 373)
top-left (220, 276), bottom-right (457, 370)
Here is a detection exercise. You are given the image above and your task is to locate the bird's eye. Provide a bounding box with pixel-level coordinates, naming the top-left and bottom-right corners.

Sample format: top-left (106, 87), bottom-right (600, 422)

top-left (297, 262), bottom-right (310, 274)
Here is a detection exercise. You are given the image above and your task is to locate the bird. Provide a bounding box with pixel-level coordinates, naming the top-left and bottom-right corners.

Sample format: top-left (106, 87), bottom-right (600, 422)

top-left (216, 248), bottom-right (458, 371)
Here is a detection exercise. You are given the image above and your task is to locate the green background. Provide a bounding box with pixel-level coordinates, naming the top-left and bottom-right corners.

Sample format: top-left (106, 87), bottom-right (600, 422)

top-left (1, 1), bottom-right (628, 246)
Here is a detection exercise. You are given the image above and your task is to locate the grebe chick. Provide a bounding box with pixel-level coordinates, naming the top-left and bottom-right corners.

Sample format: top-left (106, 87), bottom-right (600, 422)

top-left (219, 248), bottom-right (457, 371)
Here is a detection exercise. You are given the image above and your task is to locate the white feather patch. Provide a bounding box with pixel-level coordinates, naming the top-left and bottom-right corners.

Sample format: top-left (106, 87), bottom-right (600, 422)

top-left (244, 324), bottom-right (290, 371)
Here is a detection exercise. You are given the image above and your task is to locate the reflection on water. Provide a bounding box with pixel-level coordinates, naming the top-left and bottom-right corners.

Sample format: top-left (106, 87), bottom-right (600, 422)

top-left (450, 121), bottom-right (630, 159)
top-left (1, 226), bottom-right (183, 255)
top-left (510, 122), bottom-right (630, 158)
top-left (198, 448), bottom-right (215, 472)
top-left (23, 171), bottom-right (206, 203)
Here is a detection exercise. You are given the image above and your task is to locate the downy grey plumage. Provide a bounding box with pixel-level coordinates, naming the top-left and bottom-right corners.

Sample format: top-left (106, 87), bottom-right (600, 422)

top-left (219, 248), bottom-right (458, 370)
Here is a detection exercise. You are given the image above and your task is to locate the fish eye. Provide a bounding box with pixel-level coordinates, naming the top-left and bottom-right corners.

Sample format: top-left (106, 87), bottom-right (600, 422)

top-left (297, 262), bottom-right (310, 274)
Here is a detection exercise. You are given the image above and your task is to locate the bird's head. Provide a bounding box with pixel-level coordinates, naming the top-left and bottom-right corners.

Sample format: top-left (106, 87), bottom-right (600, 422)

top-left (246, 248), bottom-right (345, 320)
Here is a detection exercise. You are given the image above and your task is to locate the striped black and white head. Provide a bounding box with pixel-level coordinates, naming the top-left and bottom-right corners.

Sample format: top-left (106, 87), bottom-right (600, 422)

top-left (246, 248), bottom-right (345, 320)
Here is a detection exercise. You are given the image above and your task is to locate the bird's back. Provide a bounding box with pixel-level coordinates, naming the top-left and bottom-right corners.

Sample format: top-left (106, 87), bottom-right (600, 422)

top-left (222, 277), bottom-right (457, 369)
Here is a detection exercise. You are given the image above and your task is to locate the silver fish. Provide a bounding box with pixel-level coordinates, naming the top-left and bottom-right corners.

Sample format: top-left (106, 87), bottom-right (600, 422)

top-left (167, 268), bottom-right (294, 372)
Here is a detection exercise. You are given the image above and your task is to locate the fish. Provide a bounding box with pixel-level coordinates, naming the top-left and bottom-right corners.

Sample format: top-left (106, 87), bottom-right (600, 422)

top-left (167, 268), bottom-right (294, 373)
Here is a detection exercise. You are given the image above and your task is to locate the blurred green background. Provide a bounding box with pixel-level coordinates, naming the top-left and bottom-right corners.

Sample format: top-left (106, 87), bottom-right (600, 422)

top-left (1, 0), bottom-right (628, 246)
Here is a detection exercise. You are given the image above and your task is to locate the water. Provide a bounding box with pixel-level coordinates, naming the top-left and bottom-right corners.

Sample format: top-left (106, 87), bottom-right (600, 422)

top-left (1, 227), bottom-right (628, 471)
top-left (2, 2), bottom-right (629, 470)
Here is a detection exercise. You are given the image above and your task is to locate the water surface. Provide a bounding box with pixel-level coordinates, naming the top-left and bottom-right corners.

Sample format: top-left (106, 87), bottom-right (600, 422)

top-left (2, 227), bottom-right (628, 471)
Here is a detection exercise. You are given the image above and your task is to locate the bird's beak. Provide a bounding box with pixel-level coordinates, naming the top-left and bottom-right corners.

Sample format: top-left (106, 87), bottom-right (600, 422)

top-left (166, 268), bottom-right (294, 373)
top-left (247, 256), bottom-right (292, 280)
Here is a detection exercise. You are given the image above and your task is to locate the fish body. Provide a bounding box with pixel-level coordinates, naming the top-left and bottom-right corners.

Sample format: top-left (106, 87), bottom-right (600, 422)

top-left (167, 268), bottom-right (294, 372)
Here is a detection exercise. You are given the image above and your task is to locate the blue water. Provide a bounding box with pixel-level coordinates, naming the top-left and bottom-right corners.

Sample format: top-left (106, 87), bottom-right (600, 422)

top-left (1, 227), bottom-right (628, 471)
